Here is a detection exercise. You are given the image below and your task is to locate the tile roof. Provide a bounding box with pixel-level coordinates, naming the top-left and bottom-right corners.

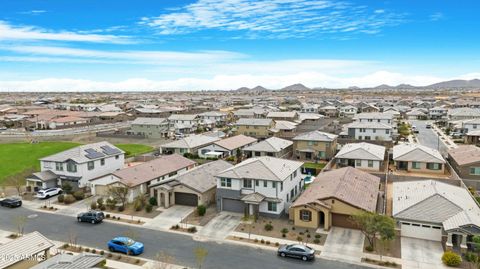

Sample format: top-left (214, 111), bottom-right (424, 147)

top-left (235, 118), bottom-right (273, 126)
top-left (335, 142), bottom-right (385, 161)
top-left (216, 156), bottom-right (303, 181)
top-left (354, 112), bottom-right (393, 120)
top-left (243, 137), bottom-right (293, 153)
top-left (168, 114), bottom-right (199, 121)
top-left (345, 122), bottom-right (393, 129)
top-left (448, 145), bottom-right (480, 166)
top-left (292, 167), bottom-right (380, 212)
top-left (214, 135), bottom-right (257, 151)
top-left (0, 232), bottom-right (54, 268)
top-left (132, 117), bottom-right (168, 125)
top-left (267, 111), bottom-right (297, 118)
top-left (393, 143), bottom-right (445, 163)
top-left (31, 253), bottom-right (105, 269)
top-left (161, 134), bottom-right (221, 149)
top-left (40, 141), bottom-right (124, 163)
top-left (170, 160), bottom-right (233, 193)
top-left (113, 154), bottom-right (196, 186)
top-left (293, 130), bottom-right (337, 142)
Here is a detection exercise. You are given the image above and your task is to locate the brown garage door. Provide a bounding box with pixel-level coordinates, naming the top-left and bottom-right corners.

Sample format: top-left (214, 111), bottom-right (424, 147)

top-left (95, 185), bottom-right (108, 196)
top-left (174, 192), bottom-right (198, 206)
top-left (332, 213), bottom-right (358, 229)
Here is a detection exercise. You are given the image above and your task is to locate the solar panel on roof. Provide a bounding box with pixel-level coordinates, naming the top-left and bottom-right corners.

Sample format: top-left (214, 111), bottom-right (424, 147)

top-left (84, 148), bottom-right (105, 159)
top-left (101, 145), bottom-right (122, 155)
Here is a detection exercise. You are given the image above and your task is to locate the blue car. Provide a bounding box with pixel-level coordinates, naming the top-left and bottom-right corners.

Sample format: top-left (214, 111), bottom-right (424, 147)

top-left (107, 237), bottom-right (144, 255)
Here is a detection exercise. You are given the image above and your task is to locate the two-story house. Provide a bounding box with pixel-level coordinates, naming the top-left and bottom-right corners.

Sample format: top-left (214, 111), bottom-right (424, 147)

top-left (33, 142), bottom-right (125, 189)
top-left (344, 122), bottom-right (393, 141)
top-left (235, 118), bottom-right (275, 139)
top-left (266, 111), bottom-right (299, 122)
top-left (462, 119), bottom-right (480, 133)
top-left (167, 114), bottom-right (200, 134)
top-left (353, 112), bottom-right (394, 125)
top-left (131, 117), bottom-right (170, 138)
top-left (161, 134), bottom-right (221, 155)
top-left (429, 107), bottom-right (448, 120)
top-left (199, 111), bottom-right (229, 127)
top-left (339, 105), bottom-right (357, 118)
top-left (215, 157), bottom-right (304, 217)
top-left (293, 131), bottom-right (338, 161)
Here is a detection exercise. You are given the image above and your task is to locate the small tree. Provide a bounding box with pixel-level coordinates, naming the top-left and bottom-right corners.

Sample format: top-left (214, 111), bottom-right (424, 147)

top-left (194, 246), bottom-right (208, 269)
top-left (67, 228), bottom-right (78, 248)
top-left (107, 184), bottom-right (130, 207)
top-left (349, 211), bottom-right (395, 250)
top-left (62, 182), bottom-right (73, 194)
top-left (13, 215), bottom-right (28, 236)
top-left (150, 251), bottom-right (176, 269)
top-left (235, 149), bottom-right (242, 163)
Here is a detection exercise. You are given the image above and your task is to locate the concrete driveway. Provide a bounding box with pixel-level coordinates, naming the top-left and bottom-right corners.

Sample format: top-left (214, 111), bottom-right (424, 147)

top-left (144, 205), bottom-right (194, 230)
top-left (197, 212), bottom-right (242, 240)
top-left (320, 227), bottom-right (365, 263)
top-left (401, 237), bottom-right (448, 269)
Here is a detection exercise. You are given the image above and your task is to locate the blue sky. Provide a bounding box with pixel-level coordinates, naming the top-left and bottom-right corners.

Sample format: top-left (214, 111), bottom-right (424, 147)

top-left (0, 0), bottom-right (479, 91)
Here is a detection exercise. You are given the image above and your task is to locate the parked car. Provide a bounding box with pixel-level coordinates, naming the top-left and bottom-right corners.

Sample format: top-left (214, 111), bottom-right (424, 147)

top-left (77, 211), bottom-right (104, 224)
top-left (451, 132), bottom-right (463, 139)
top-left (0, 197), bottom-right (22, 208)
top-left (36, 187), bottom-right (63, 199)
top-left (426, 123), bottom-right (432, 129)
top-left (108, 237), bottom-right (144, 255)
top-left (277, 244), bottom-right (315, 261)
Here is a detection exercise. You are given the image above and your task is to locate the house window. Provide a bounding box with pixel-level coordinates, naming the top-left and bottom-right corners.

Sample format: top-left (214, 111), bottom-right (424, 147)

top-left (412, 162), bottom-right (421, 169)
top-left (300, 210), bottom-right (312, 222)
top-left (386, 130), bottom-right (390, 134)
top-left (255, 180), bottom-right (259, 186)
top-left (66, 161), bottom-right (77, 173)
top-left (356, 160), bottom-right (362, 167)
top-left (426, 163), bottom-right (442, 170)
top-left (318, 151), bottom-right (326, 158)
top-left (368, 160), bottom-right (374, 168)
top-left (287, 194), bottom-right (289, 202)
top-left (115, 155), bottom-right (119, 159)
top-left (243, 179), bottom-right (253, 189)
top-left (220, 178), bottom-right (232, 187)
top-left (263, 180), bottom-right (267, 187)
top-left (43, 162), bottom-right (52, 169)
top-left (272, 182), bottom-right (277, 188)
top-left (267, 202), bottom-right (277, 212)
top-left (87, 161), bottom-right (95, 170)
top-left (365, 136), bottom-right (371, 140)
top-left (293, 170), bottom-right (297, 178)
top-left (55, 162), bottom-right (63, 171)
top-left (280, 182), bottom-right (283, 191)
top-left (100, 159), bottom-right (105, 166)
top-left (291, 189), bottom-right (294, 198)
top-left (168, 171), bottom-right (177, 177)
top-left (470, 167), bottom-right (480, 175)
top-left (255, 151), bottom-right (261, 157)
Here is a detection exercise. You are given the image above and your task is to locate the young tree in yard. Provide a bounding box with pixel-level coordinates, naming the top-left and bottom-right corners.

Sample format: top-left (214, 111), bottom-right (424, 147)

top-left (150, 251), bottom-right (176, 269)
top-left (6, 167), bottom-right (33, 195)
top-left (13, 215), bottom-right (28, 236)
top-left (194, 246), bottom-right (208, 269)
top-left (349, 211), bottom-right (396, 250)
top-left (236, 148), bottom-right (242, 163)
top-left (107, 184), bottom-right (130, 207)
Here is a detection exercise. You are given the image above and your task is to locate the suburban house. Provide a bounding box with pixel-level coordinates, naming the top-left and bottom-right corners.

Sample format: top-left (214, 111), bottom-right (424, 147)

top-left (197, 134), bottom-right (257, 158)
top-left (293, 130), bottom-right (338, 161)
top-left (160, 134), bottom-right (221, 155)
top-left (448, 108), bottom-right (480, 121)
top-left (393, 143), bottom-right (446, 174)
top-left (353, 112), bottom-right (394, 125)
top-left (289, 167), bottom-right (380, 230)
top-left (406, 109), bottom-right (427, 120)
top-left (339, 105), bottom-right (357, 118)
top-left (0, 232), bottom-right (54, 269)
top-left (90, 154), bottom-right (196, 202)
top-left (235, 118), bottom-right (275, 139)
top-left (270, 120), bottom-right (298, 138)
top-left (199, 111), bottom-right (229, 127)
top-left (429, 107), bottom-right (448, 119)
top-left (361, 105), bottom-right (380, 113)
top-left (344, 122), bottom-right (393, 141)
top-left (319, 106), bottom-right (338, 117)
top-left (334, 142), bottom-right (386, 172)
top-left (266, 111), bottom-right (299, 121)
top-left (448, 145), bottom-right (480, 188)
top-left (28, 142), bottom-right (125, 189)
top-left (465, 130), bottom-right (480, 145)
top-left (167, 114), bottom-right (200, 133)
top-left (150, 160), bottom-right (233, 208)
top-left (462, 118), bottom-right (480, 133)
top-left (243, 137), bottom-right (293, 158)
top-left (215, 157), bottom-right (304, 217)
top-left (31, 253), bottom-right (105, 269)
top-left (392, 180), bottom-right (480, 251)
top-left (131, 117), bottom-right (170, 138)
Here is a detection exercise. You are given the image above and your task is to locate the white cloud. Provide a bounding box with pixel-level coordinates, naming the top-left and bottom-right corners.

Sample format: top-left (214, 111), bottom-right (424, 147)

top-left (0, 21), bottom-right (133, 44)
top-left (0, 71), bottom-right (462, 92)
top-left (140, 0), bottom-right (406, 39)
top-left (430, 12), bottom-right (444, 21)
top-left (19, 10), bottom-right (47, 15)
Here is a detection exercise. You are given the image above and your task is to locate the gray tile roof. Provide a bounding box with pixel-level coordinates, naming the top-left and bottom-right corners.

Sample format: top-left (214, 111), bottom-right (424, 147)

top-left (213, 135), bottom-right (257, 151)
top-left (132, 117), bottom-right (168, 125)
top-left (448, 145), bottom-right (480, 166)
top-left (293, 130), bottom-right (337, 142)
top-left (393, 143), bottom-right (445, 163)
top-left (354, 112), bottom-right (393, 120)
top-left (168, 114), bottom-right (199, 121)
top-left (31, 253), bottom-right (105, 269)
top-left (243, 137), bottom-right (293, 153)
top-left (216, 156), bottom-right (303, 181)
top-left (345, 122), bottom-right (393, 129)
top-left (30, 170), bottom-right (58, 182)
top-left (0, 232), bottom-right (54, 268)
top-left (235, 118), bottom-right (273, 126)
top-left (171, 160), bottom-right (233, 193)
top-left (40, 141), bottom-right (124, 164)
top-left (335, 142), bottom-right (385, 161)
top-left (161, 134), bottom-right (221, 149)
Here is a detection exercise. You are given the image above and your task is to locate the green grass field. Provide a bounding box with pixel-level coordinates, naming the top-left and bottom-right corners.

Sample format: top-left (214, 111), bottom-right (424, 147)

top-left (0, 142), bottom-right (154, 184)
top-left (115, 144), bottom-right (154, 158)
top-left (0, 142), bottom-right (81, 184)
top-left (302, 162), bottom-right (326, 170)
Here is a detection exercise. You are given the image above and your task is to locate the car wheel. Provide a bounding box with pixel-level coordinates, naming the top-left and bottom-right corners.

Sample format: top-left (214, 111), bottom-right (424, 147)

top-left (91, 219), bottom-right (95, 224)
top-left (280, 252), bottom-right (286, 257)
top-left (109, 246), bottom-right (114, 252)
top-left (302, 256), bottom-right (308, 261)
top-left (77, 218), bottom-right (81, 222)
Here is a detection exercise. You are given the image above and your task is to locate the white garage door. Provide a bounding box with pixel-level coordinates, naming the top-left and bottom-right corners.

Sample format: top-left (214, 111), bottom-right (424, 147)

top-left (401, 222), bottom-right (443, 241)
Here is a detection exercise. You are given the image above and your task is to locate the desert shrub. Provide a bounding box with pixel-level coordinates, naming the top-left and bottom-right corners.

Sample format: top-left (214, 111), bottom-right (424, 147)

top-left (117, 205), bottom-right (124, 212)
top-left (134, 203), bottom-right (142, 212)
top-left (226, 156), bottom-right (235, 162)
top-left (260, 239), bottom-right (265, 244)
top-left (264, 223), bottom-right (273, 231)
top-left (85, 248), bottom-right (90, 252)
top-left (90, 201), bottom-right (97, 210)
top-left (97, 197), bottom-right (104, 206)
top-left (197, 205), bottom-right (206, 216)
top-left (282, 234), bottom-right (286, 238)
top-left (62, 243), bottom-right (69, 248)
top-left (254, 239), bottom-right (258, 243)
top-left (61, 182), bottom-right (73, 194)
top-left (313, 239), bottom-right (320, 244)
top-left (315, 234), bottom-right (321, 239)
top-left (105, 214), bottom-right (110, 218)
top-left (187, 226), bottom-right (197, 233)
top-left (297, 236), bottom-right (303, 242)
top-left (73, 190), bottom-right (85, 200)
top-left (365, 245), bottom-right (374, 252)
top-left (63, 194), bottom-right (76, 204)
top-left (117, 216), bottom-right (121, 220)
top-left (99, 250), bottom-right (104, 255)
top-left (306, 234), bottom-right (311, 238)
top-left (464, 252), bottom-right (477, 263)
top-left (135, 259), bottom-right (140, 264)
top-left (275, 242), bottom-right (279, 247)
top-left (100, 205), bottom-right (106, 211)
top-left (292, 227), bottom-right (296, 230)
top-left (145, 204), bottom-right (153, 213)
top-left (149, 196), bottom-right (157, 206)
top-left (266, 241), bottom-right (270, 245)
top-left (107, 253), bottom-right (113, 258)
top-left (57, 194), bottom-right (64, 203)
top-left (92, 249), bottom-right (96, 254)
top-left (281, 228), bottom-right (289, 234)
top-left (442, 251), bottom-right (462, 267)
top-left (106, 198), bottom-right (116, 209)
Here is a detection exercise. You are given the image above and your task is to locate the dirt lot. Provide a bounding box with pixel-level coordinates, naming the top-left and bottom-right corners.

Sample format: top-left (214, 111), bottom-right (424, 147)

top-left (235, 216), bottom-right (327, 245)
top-left (363, 231), bottom-right (402, 258)
top-left (184, 205), bottom-right (218, 226)
top-left (104, 204), bottom-right (162, 219)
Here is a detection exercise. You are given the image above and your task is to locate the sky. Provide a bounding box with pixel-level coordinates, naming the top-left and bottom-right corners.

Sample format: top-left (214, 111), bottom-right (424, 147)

top-left (0, 0), bottom-right (479, 91)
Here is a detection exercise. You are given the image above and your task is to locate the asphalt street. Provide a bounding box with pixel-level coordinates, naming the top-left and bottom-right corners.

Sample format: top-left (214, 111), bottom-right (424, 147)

top-left (410, 120), bottom-right (448, 154)
top-left (0, 207), bottom-right (370, 269)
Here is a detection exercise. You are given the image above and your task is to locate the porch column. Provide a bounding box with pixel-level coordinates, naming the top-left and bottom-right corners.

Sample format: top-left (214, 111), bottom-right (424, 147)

top-left (446, 233), bottom-right (453, 251)
top-left (459, 234), bottom-right (468, 254)
top-left (165, 191), bottom-right (170, 208)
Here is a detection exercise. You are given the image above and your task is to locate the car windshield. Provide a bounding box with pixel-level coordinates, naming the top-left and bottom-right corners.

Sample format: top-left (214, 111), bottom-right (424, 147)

top-left (125, 239), bottom-right (135, 246)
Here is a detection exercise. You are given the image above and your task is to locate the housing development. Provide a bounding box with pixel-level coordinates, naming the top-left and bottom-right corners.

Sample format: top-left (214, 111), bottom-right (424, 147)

top-left (1, 1), bottom-right (479, 269)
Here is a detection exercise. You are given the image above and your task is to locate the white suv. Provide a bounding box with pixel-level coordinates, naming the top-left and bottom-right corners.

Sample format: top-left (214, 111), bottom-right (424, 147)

top-left (36, 188), bottom-right (63, 199)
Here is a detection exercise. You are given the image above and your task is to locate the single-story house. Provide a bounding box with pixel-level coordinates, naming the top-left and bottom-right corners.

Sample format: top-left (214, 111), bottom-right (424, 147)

top-left (243, 136), bottom-right (293, 158)
top-left (0, 232), bottom-right (54, 269)
top-left (149, 160), bottom-right (233, 208)
top-left (393, 143), bottom-right (446, 174)
top-left (197, 134), bottom-right (257, 158)
top-left (289, 167), bottom-right (380, 230)
top-left (392, 180), bottom-right (480, 251)
top-left (90, 154), bottom-right (196, 202)
top-left (161, 134), bottom-right (221, 155)
top-left (31, 253), bottom-right (105, 269)
top-left (334, 142), bottom-right (386, 172)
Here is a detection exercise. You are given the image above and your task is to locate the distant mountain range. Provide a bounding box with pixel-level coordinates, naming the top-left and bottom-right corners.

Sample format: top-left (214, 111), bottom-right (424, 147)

top-left (234, 79), bottom-right (480, 91)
